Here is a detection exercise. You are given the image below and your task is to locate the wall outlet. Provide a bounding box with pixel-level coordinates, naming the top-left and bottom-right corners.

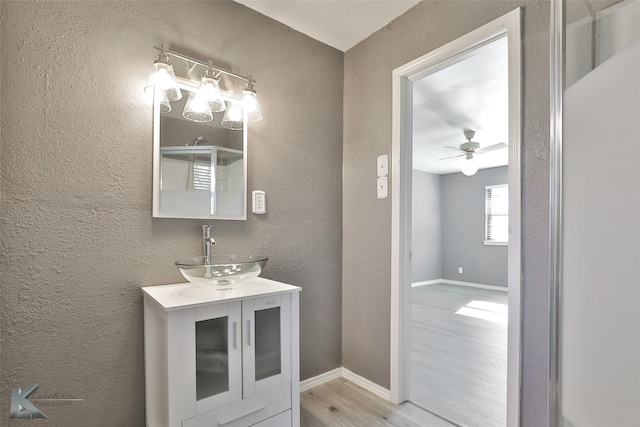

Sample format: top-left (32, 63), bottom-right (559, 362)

top-left (458, 267), bottom-right (463, 274)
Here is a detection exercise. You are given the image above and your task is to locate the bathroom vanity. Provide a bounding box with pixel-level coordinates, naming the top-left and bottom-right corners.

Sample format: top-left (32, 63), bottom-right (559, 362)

top-left (142, 278), bottom-right (300, 427)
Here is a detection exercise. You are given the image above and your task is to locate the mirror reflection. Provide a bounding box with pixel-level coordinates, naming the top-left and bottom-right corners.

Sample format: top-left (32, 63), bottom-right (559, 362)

top-left (153, 85), bottom-right (247, 220)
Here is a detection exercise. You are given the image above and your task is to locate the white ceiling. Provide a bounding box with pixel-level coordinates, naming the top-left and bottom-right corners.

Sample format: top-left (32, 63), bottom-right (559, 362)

top-left (234, 0), bottom-right (421, 52)
top-left (412, 37), bottom-right (509, 175)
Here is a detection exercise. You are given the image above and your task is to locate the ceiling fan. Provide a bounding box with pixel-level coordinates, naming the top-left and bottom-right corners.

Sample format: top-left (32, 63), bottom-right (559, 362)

top-left (439, 129), bottom-right (507, 176)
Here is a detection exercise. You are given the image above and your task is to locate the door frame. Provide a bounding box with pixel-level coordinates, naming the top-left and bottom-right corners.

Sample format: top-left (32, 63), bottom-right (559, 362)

top-left (389, 8), bottom-right (522, 426)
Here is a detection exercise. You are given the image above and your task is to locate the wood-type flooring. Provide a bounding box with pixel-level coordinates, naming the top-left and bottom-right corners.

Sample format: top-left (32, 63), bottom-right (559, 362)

top-left (299, 284), bottom-right (507, 427)
top-left (410, 284), bottom-right (508, 427)
top-left (301, 377), bottom-right (453, 426)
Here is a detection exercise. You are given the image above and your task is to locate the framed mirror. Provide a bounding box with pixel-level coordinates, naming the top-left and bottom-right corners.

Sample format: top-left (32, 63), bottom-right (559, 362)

top-left (152, 79), bottom-right (247, 220)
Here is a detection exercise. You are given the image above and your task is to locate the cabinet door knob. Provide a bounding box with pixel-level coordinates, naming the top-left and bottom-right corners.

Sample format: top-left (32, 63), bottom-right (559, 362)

top-left (246, 319), bottom-right (252, 346)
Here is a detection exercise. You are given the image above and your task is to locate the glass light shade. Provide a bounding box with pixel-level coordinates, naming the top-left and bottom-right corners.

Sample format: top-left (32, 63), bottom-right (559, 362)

top-left (155, 88), bottom-right (172, 113)
top-left (221, 104), bottom-right (243, 130)
top-left (144, 62), bottom-right (182, 101)
top-left (198, 77), bottom-right (226, 113)
top-left (461, 157), bottom-right (479, 176)
top-left (240, 88), bottom-right (262, 122)
top-left (182, 91), bottom-right (213, 122)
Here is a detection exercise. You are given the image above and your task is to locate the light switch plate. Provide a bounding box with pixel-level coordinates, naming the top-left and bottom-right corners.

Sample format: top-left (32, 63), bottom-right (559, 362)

top-left (252, 190), bottom-right (266, 214)
top-left (377, 177), bottom-right (388, 199)
top-left (377, 154), bottom-right (389, 177)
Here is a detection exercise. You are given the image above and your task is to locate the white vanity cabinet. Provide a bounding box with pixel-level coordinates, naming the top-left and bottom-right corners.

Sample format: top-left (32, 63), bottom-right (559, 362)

top-left (142, 278), bottom-right (301, 427)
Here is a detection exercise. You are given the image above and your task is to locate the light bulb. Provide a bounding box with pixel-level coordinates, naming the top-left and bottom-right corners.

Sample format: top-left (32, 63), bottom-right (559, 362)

top-left (156, 88), bottom-right (172, 113)
top-left (221, 103), bottom-right (243, 130)
top-left (198, 77), bottom-right (226, 113)
top-left (240, 78), bottom-right (262, 122)
top-left (461, 157), bottom-right (478, 176)
top-left (144, 62), bottom-right (182, 102)
top-left (182, 91), bottom-right (213, 122)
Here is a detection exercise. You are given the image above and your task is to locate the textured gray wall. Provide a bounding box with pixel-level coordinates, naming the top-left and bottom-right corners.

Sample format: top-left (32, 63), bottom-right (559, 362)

top-left (342, 2), bottom-right (551, 426)
top-left (0, 1), bottom-right (343, 425)
top-left (411, 169), bottom-right (441, 282)
top-left (441, 167), bottom-right (508, 286)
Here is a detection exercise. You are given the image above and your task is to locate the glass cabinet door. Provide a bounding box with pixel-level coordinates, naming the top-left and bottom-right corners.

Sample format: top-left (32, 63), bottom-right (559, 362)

top-left (195, 317), bottom-right (229, 400)
top-left (254, 307), bottom-right (282, 382)
top-left (193, 302), bottom-right (242, 414)
top-left (243, 294), bottom-right (292, 397)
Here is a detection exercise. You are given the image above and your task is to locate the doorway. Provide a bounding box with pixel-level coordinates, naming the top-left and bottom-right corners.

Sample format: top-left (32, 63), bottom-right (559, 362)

top-left (409, 35), bottom-right (509, 427)
top-left (390, 9), bottom-right (522, 427)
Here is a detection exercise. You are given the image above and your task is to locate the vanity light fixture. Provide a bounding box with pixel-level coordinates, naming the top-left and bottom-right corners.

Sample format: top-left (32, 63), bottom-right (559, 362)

top-left (199, 64), bottom-right (227, 113)
top-left (182, 90), bottom-right (214, 122)
top-left (240, 76), bottom-right (263, 122)
top-left (221, 103), bottom-right (244, 130)
top-left (146, 45), bottom-right (263, 124)
top-left (156, 90), bottom-right (172, 114)
top-left (144, 46), bottom-right (182, 102)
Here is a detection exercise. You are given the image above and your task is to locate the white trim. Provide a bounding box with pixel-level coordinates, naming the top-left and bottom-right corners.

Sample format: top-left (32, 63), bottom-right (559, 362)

top-left (299, 368), bottom-right (342, 392)
top-left (484, 240), bottom-right (508, 246)
top-left (505, 9), bottom-right (523, 427)
top-left (390, 8), bottom-right (522, 426)
top-left (342, 368), bottom-right (392, 402)
top-left (440, 279), bottom-right (508, 292)
top-left (549, 1), bottom-right (563, 425)
top-left (410, 279), bottom-right (442, 288)
top-left (299, 368), bottom-right (392, 402)
top-left (412, 279), bottom-right (508, 292)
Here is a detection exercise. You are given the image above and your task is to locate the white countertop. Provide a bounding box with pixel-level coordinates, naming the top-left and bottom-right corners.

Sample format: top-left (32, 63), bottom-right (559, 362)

top-left (142, 277), bottom-right (301, 311)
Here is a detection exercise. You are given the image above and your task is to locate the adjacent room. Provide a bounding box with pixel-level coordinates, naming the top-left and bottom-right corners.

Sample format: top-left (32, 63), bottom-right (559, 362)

top-left (409, 35), bottom-right (509, 427)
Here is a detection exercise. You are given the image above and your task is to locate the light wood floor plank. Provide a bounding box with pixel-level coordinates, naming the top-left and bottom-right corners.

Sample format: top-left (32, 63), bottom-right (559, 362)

top-left (410, 284), bottom-right (507, 427)
top-left (301, 377), bottom-right (453, 427)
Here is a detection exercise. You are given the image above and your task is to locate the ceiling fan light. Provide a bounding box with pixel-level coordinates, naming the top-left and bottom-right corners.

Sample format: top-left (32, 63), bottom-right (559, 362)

top-left (461, 157), bottom-right (478, 176)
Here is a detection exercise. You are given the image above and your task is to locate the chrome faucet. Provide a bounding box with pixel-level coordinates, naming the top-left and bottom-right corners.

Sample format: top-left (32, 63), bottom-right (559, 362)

top-left (202, 225), bottom-right (216, 258)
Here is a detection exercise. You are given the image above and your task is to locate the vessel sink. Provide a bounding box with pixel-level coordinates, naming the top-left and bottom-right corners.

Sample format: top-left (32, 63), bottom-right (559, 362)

top-left (175, 254), bottom-right (268, 288)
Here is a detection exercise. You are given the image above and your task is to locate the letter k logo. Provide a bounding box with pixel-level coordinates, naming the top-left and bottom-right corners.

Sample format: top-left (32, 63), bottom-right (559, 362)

top-left (10, 385), bottom-right (47, 419)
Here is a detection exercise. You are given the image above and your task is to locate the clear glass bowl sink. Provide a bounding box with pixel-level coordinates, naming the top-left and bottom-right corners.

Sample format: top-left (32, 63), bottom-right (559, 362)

top-left (175, 254), bottom-right (268, 289)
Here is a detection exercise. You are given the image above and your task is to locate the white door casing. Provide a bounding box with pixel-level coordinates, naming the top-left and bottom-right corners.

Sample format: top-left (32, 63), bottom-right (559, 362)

top-left (390, 8), bottom-right (522, 427)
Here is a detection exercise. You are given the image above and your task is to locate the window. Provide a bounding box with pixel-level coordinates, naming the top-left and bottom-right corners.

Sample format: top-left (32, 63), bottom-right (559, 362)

top-left (485, 184), bottom-right (508, 245)
top-left (192, 161), bottom-right (212, 191)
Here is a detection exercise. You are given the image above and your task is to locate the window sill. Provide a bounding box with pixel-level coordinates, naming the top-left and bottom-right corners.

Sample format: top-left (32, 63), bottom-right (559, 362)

top-left (484, 240), bottom-right (508, 246)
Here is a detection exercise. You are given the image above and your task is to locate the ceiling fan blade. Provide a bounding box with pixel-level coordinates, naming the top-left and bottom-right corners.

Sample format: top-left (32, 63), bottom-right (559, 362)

top-left (476, 142), bottom-right (507, 154)
top-left (444, 145), bottom-right (463, 151)
top-left (438, 154), bottom-right (465, 161)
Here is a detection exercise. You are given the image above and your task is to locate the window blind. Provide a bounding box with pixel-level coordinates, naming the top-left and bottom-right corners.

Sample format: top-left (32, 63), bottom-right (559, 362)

top-left (485, 185), bottom-right (509, 243)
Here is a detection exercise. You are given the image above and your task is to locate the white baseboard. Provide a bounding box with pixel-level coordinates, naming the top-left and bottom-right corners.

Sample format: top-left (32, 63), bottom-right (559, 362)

top-left (411, 279), bottom-right (441, 287)
top-left (299, 367), bottom-right (391, 402)
top-left (412, 278), bottom-right (507, 292)
top-left (300, 368), bottom-right (342, 392)
top-left (342, 368), bottom-right (391, 401)
top-left (441, 279), bottom-right (508, 292)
